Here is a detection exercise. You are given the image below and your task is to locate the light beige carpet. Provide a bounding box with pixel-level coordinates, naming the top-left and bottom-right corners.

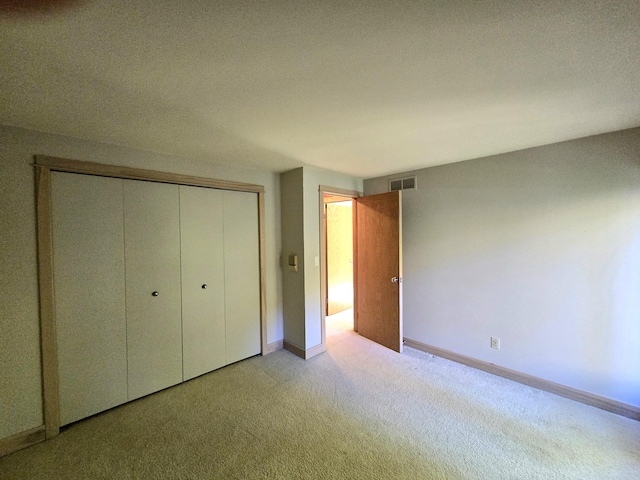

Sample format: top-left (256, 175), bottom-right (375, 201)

top-left (1, 310), bottom-right (639, 479)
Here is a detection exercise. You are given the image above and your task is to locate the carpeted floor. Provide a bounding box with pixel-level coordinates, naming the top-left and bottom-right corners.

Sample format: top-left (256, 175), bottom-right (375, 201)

top-left (1, 309), bottom-right (639, 479)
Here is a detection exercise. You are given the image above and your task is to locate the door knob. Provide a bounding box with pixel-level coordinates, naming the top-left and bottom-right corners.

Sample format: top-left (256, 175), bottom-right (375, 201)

top-left (152, 291), bottom-right (159, 297)
top-left (391, 277), bottom-right (400, 284)
top-left (202, 284), bottom-right (207, 289)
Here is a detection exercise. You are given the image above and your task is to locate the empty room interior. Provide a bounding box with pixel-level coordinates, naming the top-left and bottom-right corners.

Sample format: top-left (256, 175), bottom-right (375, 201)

top-left (1, 1), bottom-right (639, 478)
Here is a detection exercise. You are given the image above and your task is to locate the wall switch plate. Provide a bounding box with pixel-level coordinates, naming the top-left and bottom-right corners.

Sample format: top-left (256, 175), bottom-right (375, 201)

top-left (288, 254), bottom-right (298, 272)
top-left (490, 337), bottom-right (500, 350)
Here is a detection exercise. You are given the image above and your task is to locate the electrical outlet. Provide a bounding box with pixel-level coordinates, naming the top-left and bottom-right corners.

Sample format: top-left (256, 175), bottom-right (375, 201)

top-left (490, 337), bottom-right (501, 350)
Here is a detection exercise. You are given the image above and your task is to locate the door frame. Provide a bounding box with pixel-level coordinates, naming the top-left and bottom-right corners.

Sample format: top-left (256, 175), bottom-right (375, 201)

top-left (35, 155), bottom-right (267, 439)
top-left (318, 185), bottom-right (361, 349)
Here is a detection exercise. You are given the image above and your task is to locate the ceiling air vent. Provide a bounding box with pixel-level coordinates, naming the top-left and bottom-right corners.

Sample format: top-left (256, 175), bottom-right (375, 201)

top-left (389, 176), bottom-right (417, 192)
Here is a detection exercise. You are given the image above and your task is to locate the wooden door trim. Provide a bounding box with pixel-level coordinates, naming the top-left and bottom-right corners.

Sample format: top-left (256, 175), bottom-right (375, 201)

top-left (35, 156), bottom-right (268, 440)
top-left (35, 165), bottom-right (60, 439)
top-left (35, 155), bottom-right (265, 193)
top-left (258, 190), bottom-right (268, 356)
top-left (398, 192), bottom-right (403, 346)
top-left (319, 185), bottom-right (361, 350)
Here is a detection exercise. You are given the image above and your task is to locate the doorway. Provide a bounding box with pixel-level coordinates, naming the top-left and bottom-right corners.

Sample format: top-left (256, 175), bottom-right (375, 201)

top-left (319, 186), bottom-right (360, 347)
top-left (325, 199), bottom-right (353, 316)
top-left (319, 186), bottom-right (403, 353)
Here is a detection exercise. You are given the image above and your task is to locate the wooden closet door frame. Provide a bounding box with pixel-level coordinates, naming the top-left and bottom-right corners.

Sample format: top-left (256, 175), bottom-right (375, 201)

top-left (35, 155), bottom-right (267, 439)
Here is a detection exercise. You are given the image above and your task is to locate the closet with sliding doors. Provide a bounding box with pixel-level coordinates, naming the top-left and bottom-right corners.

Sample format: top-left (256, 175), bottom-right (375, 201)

top-left (37, 157), bottom-right (264, 432)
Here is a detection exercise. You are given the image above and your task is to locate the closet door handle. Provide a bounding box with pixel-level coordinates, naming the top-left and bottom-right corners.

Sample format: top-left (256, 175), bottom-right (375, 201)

top-left (201, 284), bottom-right (207, 289)
top-left (152, 291), bottom-right (159, 297)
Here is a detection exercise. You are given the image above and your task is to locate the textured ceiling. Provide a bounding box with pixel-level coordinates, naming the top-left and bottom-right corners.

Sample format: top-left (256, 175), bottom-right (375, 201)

top-left (1, 1), bottom-right (639, 178)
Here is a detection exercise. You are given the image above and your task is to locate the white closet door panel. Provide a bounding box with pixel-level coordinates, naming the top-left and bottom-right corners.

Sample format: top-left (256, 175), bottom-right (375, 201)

top-left (223, 190), bottom-right (261, 364)
top-left (51, 172), bottom-right (127, 425)
top-left (124, 180), bottom-right (183, 400)
top-left (180, 186), bottom-right (226, 380)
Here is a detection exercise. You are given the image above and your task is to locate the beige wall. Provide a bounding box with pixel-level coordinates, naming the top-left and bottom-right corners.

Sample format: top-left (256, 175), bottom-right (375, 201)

top-left (0, 129), bottom-right (42, 439)
top-left (303, 167), bottom-right (361, 348)
top-left (280, 167), bottom-right (362, 351)
top-left (280, 168), bottom-right (306, 348)
top-left (365, 127), bottom-right (640, 407)
top-left (0, 125), bottom-right (283, 440)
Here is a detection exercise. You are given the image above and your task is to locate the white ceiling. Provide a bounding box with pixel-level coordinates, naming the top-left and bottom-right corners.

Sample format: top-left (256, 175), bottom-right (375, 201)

top-left (1, 1), bottom-right (639, 178)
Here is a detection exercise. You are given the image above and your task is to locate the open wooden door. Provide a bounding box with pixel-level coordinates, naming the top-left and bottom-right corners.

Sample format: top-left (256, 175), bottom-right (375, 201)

top-left (355, 191), bottom-right (402, 352)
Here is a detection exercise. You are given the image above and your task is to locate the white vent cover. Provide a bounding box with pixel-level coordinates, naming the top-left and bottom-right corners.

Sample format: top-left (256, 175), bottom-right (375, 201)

top-left (389, 176), bottom-right (417, 192)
